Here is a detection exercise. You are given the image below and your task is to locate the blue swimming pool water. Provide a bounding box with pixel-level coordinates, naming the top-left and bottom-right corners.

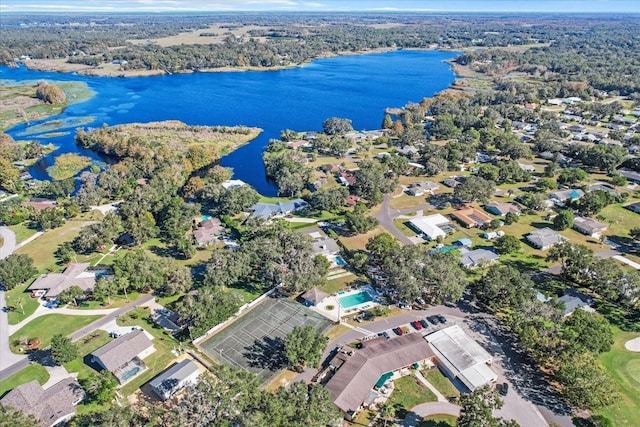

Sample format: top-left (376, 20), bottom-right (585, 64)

top-left (339, 290), bottom-right (373, 309)
top-left (120, 366), bottom-right (141, 382)
top-left (201, 215), bottom-right (212, 221)
top-left (334, 255), bottom-right (347, 266)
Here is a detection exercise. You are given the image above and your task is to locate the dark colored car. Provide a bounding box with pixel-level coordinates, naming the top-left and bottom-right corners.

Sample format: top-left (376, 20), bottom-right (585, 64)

top-left (393, 327), bottom-right (404, 336)
top-left (497, 383), bottom-right (509, 396)
top-left (437, 315), bottom-right (447, 323)
top-left (428, 316), bottom-right (440, 324)
top-left (411, 321), bottom-right (423, 330)
top-left (419, 319), bottom-right (429, 329)
top-left (378, 331), bottom-right (391, 340)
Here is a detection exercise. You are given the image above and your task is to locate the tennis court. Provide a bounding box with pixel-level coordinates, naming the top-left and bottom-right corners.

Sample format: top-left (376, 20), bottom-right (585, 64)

top-left (198, 297), bottom-right (333, 384)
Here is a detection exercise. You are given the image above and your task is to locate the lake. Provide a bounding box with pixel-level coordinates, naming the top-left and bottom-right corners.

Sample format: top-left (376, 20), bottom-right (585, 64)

top-left (1, 50), bottom-right (459, 195)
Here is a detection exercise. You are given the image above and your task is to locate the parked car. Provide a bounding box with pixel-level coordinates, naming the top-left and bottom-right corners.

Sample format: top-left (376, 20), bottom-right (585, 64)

top-left (415, 297), bottom-right (426, 305)
top-left (411, 321), bottom-right (423, 330)
top-left (393, 327), bottom-right (404, 336)
top-left (419, 319), bottom-right (429, 329)
top-left (378, 331), bottom-right (391, 340)
top-left (437, 315), bottom-right (447, 323)
top-left (497, 383), bottom-right (509, 396)
top-left (398, 302), bottom-right (412, 310)
top-left (427, 316), bottom-right (440, 324)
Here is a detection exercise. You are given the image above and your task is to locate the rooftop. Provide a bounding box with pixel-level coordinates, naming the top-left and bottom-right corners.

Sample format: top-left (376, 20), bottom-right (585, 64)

top-left (91, 330), bottom-right (153, 372)
top-left (27, 263), bottom-right (97, 298)
top-left (526, 227), bottom-right (568, 249)
top-left (450, 207), bottom-right (492, 227)
top-left (149, 359), bottom-right (199, 400)
top-left (325, 333), bottom-right (434, 414)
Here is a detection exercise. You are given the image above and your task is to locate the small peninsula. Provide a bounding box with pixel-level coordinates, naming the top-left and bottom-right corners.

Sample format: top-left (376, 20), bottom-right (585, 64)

top-left (0, 80), bottom-right (94, 131)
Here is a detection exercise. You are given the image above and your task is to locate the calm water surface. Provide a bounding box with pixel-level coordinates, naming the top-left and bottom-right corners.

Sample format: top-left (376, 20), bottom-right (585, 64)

top-left (1, 50), bottom-right (459, 195)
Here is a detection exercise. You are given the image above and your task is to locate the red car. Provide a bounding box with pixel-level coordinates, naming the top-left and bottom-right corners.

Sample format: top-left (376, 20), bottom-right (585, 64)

top-left (393, 327), bottom-right (404, 336)
top-left (411, 321), bottom-right (423, 330)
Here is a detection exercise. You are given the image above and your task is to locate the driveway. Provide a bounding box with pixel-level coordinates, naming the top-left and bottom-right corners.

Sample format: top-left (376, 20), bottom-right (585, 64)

top-left (403, 401), bottom-right (461, 427)
top-left (0, 226), bottom-right (17, 259)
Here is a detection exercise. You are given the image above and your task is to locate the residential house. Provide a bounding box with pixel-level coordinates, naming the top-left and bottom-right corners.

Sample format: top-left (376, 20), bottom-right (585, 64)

top-left (221, 179), bottom-right (246, 190)
top-left (460, 248), bottom-right (500, 269)
top-left (406, 181), bottom-right (439, 197)
top-left (311, 236), bottom-right (340, 258)
top-left (149, 359), bottom-right (200, 401)
top-left (617, 168), bottom-right (640, 183)
top-left (443, 177), bottom-right (461, 188)
top-left (301, 287), bottom-right (329, 307)
top-left (454, 238), bottom-right (472, 247)
top-left (549, 188), bottom-right (585, 206)
top-left (249, 199), bottom-right (308, 220)
top-left (484, 201), bottom-right (521, 216)
top-left (346, 194), bottom-right (361, 207)
top-left (556, 288), bottom-right (595, 316)
top-left (338, 171), bottom-right (357, 187)
top-left (450, 207), bottom-right (492, 228)
top-left (91, 330), bottom-right (155, 385)
top-left (27, 263), bottom-right (99, 300)
top-left (408, 214), bottom-right (455, 240)
top-left (573, 216), bottom-right (607, 238)
top-left (323, 333), bottom-right (435, 419)
top-left (193, 218), bottom-right (223, 246)
top-left (397, 145), bottom-right (419, 158)
top-left (588, 182), bottom-right (619, 197)
top-left (526, 227), bottom-right (568, 250)
top-left (320, 164), bottom-right (343, 174)
top-left (625, 201), bottom-right (640, 214)
top-left (0, 378), bottom-right (84, 427)
top-left (426, 325), bottom-right (497, 392)
top-left (518, 163), bottom-right (535, 172)
top-left (286, 139), bottom-right (312, 150)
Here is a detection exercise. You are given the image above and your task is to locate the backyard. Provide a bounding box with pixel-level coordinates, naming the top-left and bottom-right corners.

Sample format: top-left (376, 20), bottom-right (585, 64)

top-left (386, 373), bottom-right (438, 418)
top-left (424, 368), bottom-right (461, 400)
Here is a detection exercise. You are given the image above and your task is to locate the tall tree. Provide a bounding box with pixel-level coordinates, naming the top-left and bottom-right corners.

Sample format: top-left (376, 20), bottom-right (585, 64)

top-left (284, 325), bottom-right (328, 371)
top-left (458, 386), bottom-right (519, 427)
top-left (51, 334), bottom-right (78, 364)
top-left (0, 254), bottom-right (37, 290)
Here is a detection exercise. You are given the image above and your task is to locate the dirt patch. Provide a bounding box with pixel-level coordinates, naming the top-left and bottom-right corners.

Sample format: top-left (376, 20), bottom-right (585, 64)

top-left (624, 336), bottom-right (640, 352)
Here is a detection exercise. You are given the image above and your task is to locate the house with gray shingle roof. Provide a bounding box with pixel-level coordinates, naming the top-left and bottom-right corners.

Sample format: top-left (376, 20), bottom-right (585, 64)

top-left (0, 378), bottom-right (84, 427)
top-left (27, 263), bottom-right (98, 300)
top-left (249, 199), bottom-right (308, 219)
top-left (526, 227), bottom-right (567, 250)
top-left (149, 359), bottom-right (200, 401)
top-left (573, 216), bottom-right (607, 238)
top-left (91, 330), bottom-right (155, 385)
top-left (460, 248), bottom-right (500, 269)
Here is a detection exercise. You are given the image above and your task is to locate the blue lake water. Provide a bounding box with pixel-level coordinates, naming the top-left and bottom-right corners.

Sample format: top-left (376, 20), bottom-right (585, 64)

top-left (1, 50), bottom-right (459, 195)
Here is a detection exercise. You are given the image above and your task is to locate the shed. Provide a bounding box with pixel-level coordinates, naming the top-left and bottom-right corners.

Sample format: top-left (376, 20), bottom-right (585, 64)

top-left (301, 287), bottom-right (329, 307)
top-left (149, 359), bottom-right (200, 401)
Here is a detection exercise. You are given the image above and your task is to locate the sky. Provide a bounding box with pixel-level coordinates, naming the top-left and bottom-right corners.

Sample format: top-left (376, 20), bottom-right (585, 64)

top-left (1, 0), bottom-right (639, 13)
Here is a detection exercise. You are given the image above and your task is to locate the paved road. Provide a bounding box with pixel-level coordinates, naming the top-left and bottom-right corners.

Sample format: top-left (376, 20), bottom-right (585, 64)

top-left (374, 194), bottom-right (414, 245)
top-left (0, 290), bottom-right (27, 372)
top-left (0, 226), bottom-right (17, 259)
top-left (0, 293), bottom-right (155, 381)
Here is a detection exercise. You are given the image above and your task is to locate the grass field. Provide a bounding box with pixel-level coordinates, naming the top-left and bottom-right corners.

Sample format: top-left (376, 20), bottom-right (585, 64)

top-left (16, 213), bottom-right (102, 273)
top-left (424, 368), bottom-right (461, 400)
top-left (387, 374), bottom-right (438, 418)
top-left (10, 314), bottom-right (102, 352)
top-left (0, 363), bottom-right (49, 398)
top-left (598, 327), bottom-right (640, 426)
top-left (8, 223), bottom-right (38, 243)
top-left (419, 414), bottom-right (458, 426)
top-left (340, 226), bottom-right (384, 251)
top-left (5, 283), bottom-right (40, 325)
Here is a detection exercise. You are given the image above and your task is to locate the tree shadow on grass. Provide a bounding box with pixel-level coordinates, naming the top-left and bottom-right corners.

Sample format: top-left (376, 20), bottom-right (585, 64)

top-left (243, 336), bottom-right (287, 371)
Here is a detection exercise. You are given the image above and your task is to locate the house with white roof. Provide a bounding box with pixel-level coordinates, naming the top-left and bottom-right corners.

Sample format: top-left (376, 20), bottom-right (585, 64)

top-left (408, 214), bottom-right (454, 240)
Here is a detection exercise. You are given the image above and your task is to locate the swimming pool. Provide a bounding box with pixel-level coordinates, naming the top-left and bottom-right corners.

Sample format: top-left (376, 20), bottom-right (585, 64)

top-left (339, 290), bottom-right (373, 309)
top-left (334, 255), bottom-right (347, 266)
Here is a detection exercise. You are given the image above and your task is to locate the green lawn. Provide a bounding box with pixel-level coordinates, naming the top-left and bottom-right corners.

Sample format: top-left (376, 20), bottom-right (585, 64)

top-left (386, 374), bottom-right (438, 418)
top-left (8, 222), bottom-right (38, 243)
top-left (419, 414), bottom-right (458, 427)
top-left (5, 283), bottom-right (40, 325)
top-left (116, 306), bottom-right (183, 397)
top-left (64, 330), bottom-right (113, 380)
top-left (424, 368), bottom-right (461, 400)
top-left (598, 327), bottom-right (640, 426)
top-left (16, 213), bottom-right (101, 272)
top-left (0, 364), bottom-right (49, 398)
top-left (75, 292), bottom-right (140, 310)
top-left (10, 314), bottom-right (102, 352)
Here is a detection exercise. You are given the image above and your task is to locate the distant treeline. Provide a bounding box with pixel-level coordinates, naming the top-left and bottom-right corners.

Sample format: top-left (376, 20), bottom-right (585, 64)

top-left (1, 14), bottom-right (639, 94)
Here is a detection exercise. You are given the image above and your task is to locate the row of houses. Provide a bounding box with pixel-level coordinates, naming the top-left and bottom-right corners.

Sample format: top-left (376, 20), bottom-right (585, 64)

top-left (1, 329), bottom-right (200, 426)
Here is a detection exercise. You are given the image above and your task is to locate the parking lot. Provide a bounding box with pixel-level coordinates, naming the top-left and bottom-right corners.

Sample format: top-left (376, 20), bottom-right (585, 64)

top-left (198, 297), bottom-right (333, 384)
